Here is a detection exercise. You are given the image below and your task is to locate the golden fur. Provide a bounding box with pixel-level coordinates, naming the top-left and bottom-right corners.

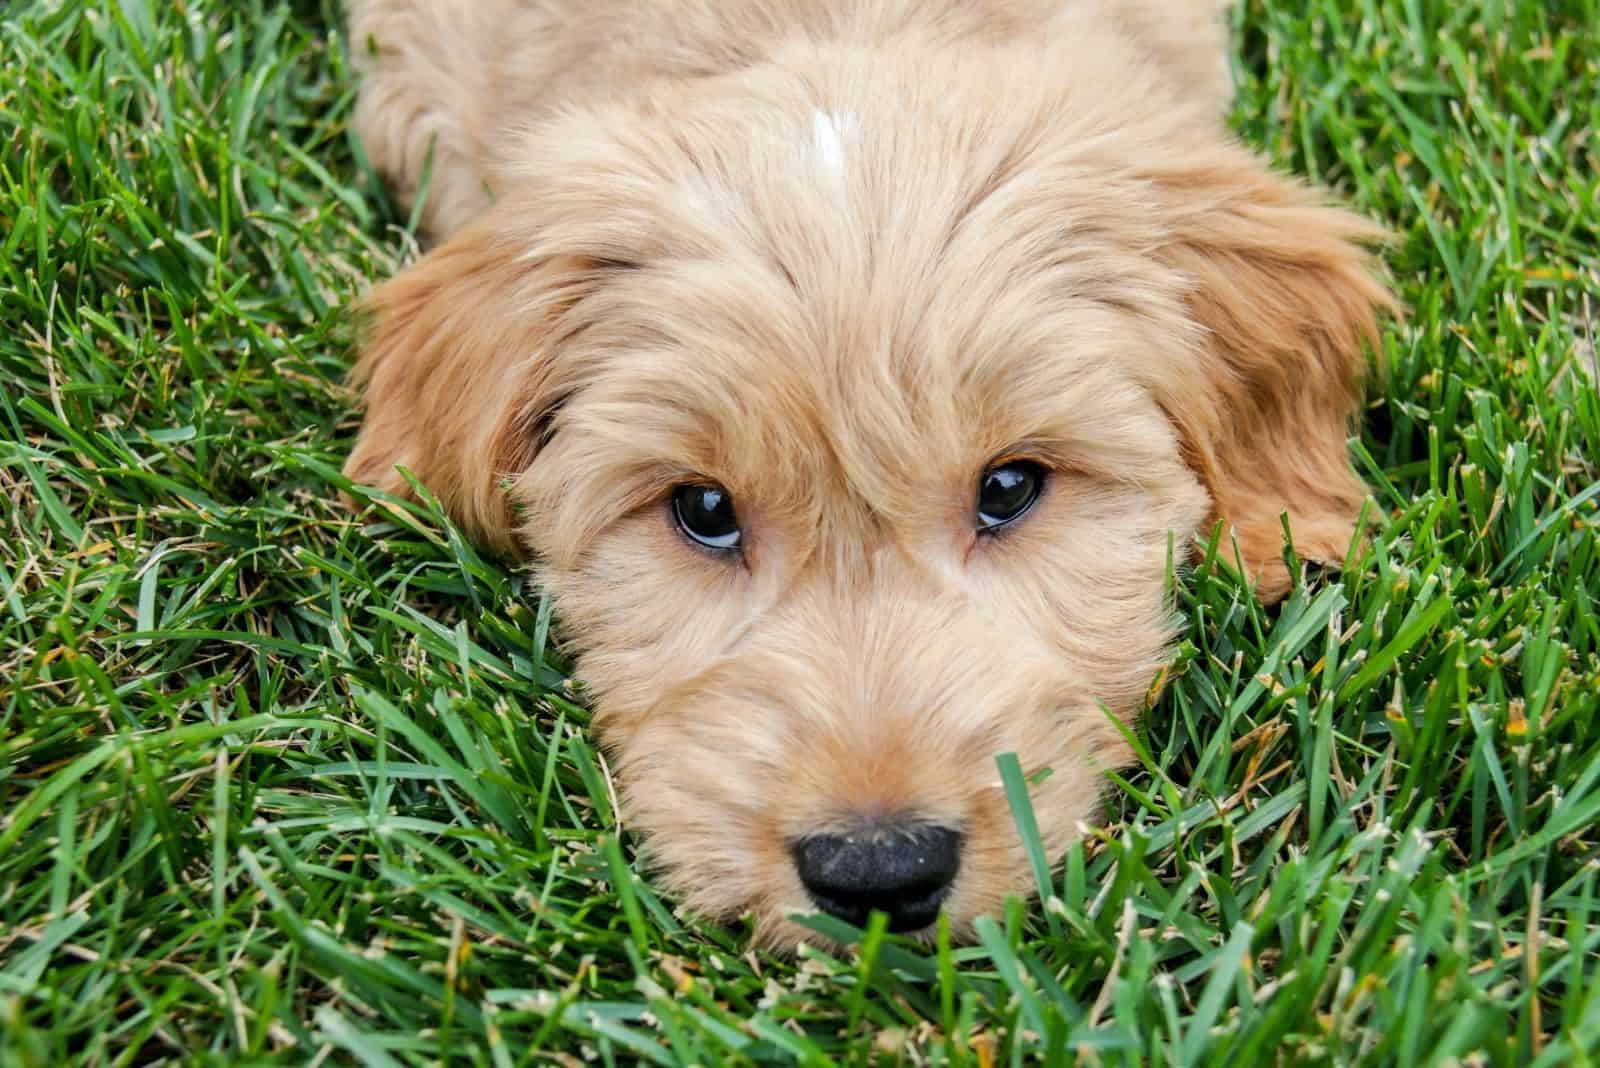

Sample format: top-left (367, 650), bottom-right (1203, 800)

top-left (343, 0), bottom-right (1394, 946)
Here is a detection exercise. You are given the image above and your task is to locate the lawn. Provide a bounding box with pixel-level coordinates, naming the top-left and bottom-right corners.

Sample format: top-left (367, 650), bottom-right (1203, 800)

top-left (2, 0), bottom-right (1598, 1064)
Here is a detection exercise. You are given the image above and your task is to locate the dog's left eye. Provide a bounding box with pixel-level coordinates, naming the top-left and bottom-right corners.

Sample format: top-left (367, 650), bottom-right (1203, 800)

top-left (673, 483), bottom-right (742, 550)
top-left (977, 461), bottom-right (1045, 532)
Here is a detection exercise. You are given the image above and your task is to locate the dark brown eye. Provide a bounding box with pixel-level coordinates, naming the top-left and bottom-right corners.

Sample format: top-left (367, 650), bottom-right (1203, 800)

top-left (977, 461), bottom-right (1045, 532)
top-left (673, 483), bottom-right (742, 550)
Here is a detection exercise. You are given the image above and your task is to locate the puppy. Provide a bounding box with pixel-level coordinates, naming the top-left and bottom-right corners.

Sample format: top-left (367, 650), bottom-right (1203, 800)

top-left (343, 0), bottom-right (1393, 947)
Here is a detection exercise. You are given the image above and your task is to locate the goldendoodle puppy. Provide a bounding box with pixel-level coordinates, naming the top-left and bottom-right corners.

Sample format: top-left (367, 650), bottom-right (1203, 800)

top-left (343, 0), bottom-right (1392, 946)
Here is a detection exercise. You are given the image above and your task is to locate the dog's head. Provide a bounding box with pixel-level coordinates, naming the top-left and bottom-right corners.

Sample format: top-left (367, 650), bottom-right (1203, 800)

top-left (345, 40), bottom-right (1391, 946)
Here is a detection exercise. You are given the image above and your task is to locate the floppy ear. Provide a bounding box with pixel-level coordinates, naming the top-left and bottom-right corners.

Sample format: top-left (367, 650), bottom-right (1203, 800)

top-left (343, 210), bottom-right (599, 555)
top-left (1149, 154), bottom-right (1397, 601)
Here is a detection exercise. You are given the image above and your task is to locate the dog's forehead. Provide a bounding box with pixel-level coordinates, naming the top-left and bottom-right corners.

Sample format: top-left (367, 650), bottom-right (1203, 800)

top-left (542, 67), bottom-right (1201, 521)
top-left (809, 109), bottom-right (857, 176)
top-left (564, 244), bottom-right (1178, 528)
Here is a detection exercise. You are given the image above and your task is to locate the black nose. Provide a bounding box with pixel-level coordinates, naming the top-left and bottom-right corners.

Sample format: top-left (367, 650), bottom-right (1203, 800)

top-left (792, 823), bottom-right (962, 933)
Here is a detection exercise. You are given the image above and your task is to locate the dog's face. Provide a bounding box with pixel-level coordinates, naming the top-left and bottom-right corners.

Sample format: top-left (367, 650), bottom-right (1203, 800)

top-left (345, 47), bottom-right (1391, 946)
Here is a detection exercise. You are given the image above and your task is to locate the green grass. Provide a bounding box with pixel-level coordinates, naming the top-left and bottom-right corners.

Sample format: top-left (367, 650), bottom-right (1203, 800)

top-left (1, 0), bottom-right (1598, 1063)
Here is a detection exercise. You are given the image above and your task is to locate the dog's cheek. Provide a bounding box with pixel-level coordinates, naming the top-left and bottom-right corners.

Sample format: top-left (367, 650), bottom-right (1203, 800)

top-left (612, 708), bottom-right (803, 925)
top-left (940, 475), bottom-right (1204, 916)
top-left (979, 474), bottom-right (1204, 709)
top-left (537, 515), bottom-right (756, 729)
top-left (531, 517), bottom-right (805, 920)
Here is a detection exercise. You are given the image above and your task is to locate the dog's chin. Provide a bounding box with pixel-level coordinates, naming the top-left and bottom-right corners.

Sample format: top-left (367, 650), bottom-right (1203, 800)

top-left (745, 905), bottom-right (959, 956)
top-left (738, 877), bottom-right (1023, 955)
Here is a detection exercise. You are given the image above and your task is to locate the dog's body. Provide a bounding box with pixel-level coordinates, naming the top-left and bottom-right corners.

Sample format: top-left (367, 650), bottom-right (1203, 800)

top-left (345, 0), bottom-right (1392, 946)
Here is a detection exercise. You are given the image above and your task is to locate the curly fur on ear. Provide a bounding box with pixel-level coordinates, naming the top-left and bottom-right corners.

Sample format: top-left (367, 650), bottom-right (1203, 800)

top-left (343, 210), bottom-right (602, 554)
top-left (1146, 148), bottom-right (1398, 600)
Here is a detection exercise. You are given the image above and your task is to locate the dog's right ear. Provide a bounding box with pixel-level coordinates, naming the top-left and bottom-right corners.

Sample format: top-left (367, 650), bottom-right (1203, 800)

top-left (343, 210), bottom-right (605, 555)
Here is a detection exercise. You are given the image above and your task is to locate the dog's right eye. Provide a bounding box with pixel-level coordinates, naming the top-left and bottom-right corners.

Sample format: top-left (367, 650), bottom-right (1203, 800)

top-left (977, 460), bottom-right (1046, 532)
top-left (672, 483), bottom-right (742, 550)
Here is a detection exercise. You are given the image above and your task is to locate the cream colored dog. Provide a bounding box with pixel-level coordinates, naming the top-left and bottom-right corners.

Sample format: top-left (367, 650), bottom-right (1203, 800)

top-left (343, 0), bottom-right (1392, 947)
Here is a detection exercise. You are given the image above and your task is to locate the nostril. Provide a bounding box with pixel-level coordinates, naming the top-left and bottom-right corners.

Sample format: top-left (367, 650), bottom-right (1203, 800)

top-left (792, 823), bottom-right (962, 933)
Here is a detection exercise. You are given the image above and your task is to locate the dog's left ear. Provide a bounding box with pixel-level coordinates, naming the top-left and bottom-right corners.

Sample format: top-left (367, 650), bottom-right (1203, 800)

top-left (1147, 151), bottom-right (1398, 601)
top-left (343, 202), bottom-right (607, 556)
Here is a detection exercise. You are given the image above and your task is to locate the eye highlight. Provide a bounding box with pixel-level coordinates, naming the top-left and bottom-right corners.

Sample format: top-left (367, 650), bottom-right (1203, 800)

top-left (977, 460), bottom-right (1045, 532)
top-left (672, 483), bottom-right (742, 550)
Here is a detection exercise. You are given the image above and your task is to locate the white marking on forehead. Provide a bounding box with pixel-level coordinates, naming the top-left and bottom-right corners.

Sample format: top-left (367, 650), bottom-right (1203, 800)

top-left (810, 109), bottom-right (857, 175)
